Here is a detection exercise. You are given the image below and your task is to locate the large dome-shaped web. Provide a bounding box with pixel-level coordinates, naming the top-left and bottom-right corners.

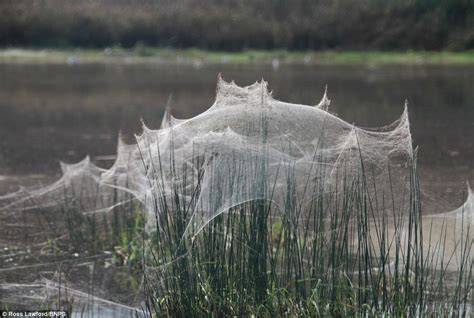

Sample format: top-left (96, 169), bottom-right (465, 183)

top-left (0, 76), bottom-right (414, 239)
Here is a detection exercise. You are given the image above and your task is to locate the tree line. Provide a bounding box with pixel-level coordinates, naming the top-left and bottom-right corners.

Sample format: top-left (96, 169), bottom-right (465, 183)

top-left (0, 0), bottom-right (472, 51)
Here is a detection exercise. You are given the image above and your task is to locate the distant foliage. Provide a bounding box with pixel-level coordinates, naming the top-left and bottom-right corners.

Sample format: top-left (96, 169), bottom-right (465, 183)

top-left (0, 0), bottom-right (472, 51)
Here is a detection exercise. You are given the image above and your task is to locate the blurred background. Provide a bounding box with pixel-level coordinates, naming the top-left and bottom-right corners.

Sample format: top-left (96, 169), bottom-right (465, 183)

top-left (0, 0), bottom-right (473, 50)
top-left (0, 0), bottom-right (473, 213)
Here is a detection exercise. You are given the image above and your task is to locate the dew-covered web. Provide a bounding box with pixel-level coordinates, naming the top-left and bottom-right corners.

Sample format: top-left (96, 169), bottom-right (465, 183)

top-left (0, 76), bottom-right (471, 313)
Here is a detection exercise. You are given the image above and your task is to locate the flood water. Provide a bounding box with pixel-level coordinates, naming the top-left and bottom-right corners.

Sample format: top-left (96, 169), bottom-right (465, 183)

top-left (0, 62), bottom-right (473, 213)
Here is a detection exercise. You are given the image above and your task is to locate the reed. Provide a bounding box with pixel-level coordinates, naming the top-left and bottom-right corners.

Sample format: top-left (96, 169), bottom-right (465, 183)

top-left (140, 120), bottom-right (472, 317)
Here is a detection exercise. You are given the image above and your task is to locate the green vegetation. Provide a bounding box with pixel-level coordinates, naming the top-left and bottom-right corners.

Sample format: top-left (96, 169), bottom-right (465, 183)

top-left (138, 121), bottom-right (472, 316)
top-left (114, 208), bottom-right (146, 269)
top-left (1, 0), bottom-right (472, 51)
top-left (3, 112), bottom-right (472, 316)
top-left (1, 48), bottom-right (473, 65)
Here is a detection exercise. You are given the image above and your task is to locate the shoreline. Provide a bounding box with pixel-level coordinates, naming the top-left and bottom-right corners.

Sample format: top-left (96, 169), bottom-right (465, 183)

top-left (1, 48), bottom-right (473, 65)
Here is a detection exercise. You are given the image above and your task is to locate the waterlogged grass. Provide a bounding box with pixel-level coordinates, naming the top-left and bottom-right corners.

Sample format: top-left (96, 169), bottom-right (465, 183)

top-left (2, 139), bottom-right (471, 316)
top-left (2, 85), bottom-right (472, 316)
top-left (138, 124), bottom-right (472, 317)
top-left (0, 47), bottom-right (473, 65)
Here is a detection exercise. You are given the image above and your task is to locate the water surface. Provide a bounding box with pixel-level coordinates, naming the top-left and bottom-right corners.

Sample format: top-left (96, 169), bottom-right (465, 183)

top-left (0, 62), bottom-right (473, 212)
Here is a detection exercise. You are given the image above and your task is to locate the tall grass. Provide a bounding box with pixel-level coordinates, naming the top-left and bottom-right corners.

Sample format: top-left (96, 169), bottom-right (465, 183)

top-left (3, 111), bottom-right (471, 316)
top-left (140, 119), bottom-right (472, 316)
